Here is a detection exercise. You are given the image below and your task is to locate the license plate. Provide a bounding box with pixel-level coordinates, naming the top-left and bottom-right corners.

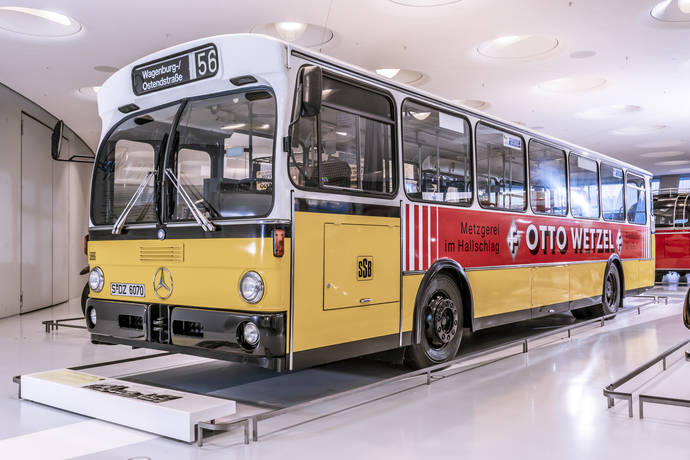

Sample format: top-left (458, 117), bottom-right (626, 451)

top-left (110, 283), bottom-right (145, 298)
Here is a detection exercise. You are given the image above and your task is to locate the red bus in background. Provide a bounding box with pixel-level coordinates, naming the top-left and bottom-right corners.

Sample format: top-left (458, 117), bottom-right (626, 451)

top-left (653, 190), bottom-right (690, 283)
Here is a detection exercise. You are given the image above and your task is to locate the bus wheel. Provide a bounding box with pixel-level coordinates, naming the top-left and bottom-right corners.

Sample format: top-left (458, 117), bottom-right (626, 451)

top-left (572, 264), bottom-right (621, 320)
top-left (81, 282), bottom-right (89, 316)
top-left (405, 273), bottom-right (463, 369)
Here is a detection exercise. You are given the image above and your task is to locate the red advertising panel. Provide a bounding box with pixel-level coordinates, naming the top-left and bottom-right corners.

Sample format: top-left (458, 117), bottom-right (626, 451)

top-left (404, 204), bottom-right (649, 271)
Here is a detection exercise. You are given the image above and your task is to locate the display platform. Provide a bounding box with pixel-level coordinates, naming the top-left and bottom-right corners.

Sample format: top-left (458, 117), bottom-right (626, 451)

top-left (20, 368), bottom-right (236, 442)
top-left (14, 289), bottom-right (682, 446)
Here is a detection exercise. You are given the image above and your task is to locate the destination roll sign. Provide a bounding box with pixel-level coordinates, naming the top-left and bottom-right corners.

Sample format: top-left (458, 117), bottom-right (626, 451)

top-left (131, 43), bottom-right (218, 96)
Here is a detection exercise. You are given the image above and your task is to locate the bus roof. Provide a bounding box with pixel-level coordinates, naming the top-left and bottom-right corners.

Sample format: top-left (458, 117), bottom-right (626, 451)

top-left (98, 33), bottom-right (652, 178)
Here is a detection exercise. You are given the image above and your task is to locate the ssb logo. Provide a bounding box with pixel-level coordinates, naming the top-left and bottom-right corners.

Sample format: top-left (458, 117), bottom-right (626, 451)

top-left (357, 256), bottom-right (373, 281)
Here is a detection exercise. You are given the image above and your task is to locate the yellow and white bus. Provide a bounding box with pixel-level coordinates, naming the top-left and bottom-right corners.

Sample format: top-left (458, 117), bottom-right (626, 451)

top-left (85, 34), bottom-right (654, 371)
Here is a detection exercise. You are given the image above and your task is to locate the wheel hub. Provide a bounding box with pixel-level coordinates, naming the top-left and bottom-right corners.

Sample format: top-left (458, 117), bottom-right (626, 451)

top-left (426, 296), bottom-right (458, 345)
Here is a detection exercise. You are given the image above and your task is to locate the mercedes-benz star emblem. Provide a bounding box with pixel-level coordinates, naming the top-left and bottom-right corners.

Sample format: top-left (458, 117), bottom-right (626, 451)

top-left (153, 267), bottom-right (173, 299)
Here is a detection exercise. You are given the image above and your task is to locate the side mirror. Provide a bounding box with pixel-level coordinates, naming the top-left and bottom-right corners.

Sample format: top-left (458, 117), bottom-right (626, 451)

top-left (51, 120), bottom-right (64, 160)
top-left (300, 66), bottom-right (322, 117)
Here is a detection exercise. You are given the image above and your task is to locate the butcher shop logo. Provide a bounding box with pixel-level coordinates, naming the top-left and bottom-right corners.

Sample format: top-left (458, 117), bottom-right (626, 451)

top-left (506, 219), bottom-right (521, 260)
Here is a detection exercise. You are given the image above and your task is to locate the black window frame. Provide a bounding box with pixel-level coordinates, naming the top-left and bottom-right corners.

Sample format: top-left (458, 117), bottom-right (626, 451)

top-left (625, 170), bottom-right (647, 225)
top-left (287, 67), bottom-right (399, 199)
top-left (475, 121), bottom-right (528, 212)
top-left (400, 97), bottom-right (474, 207)
top-left (600, 162), bottom-right (626, 223)
top-left (527, 138), bottom-right (568, 217)
top-left (567, 152), bottom-right (601, 221)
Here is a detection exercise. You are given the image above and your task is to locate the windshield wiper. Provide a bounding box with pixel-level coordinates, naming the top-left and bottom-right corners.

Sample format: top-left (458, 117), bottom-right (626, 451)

top-left (164, 168), bottom-right (216, 232)
top-left (112, 170), bottom-right (156, 235)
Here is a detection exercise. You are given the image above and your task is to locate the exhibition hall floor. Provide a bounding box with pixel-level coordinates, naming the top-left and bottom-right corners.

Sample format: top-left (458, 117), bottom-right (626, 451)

top-left (0, 286), bottom-right (689, 459)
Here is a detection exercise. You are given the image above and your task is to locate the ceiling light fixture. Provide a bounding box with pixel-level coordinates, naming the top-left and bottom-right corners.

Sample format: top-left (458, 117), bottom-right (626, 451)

top-left (0, 6), bottom-right (82, 37)
top-left (612, 125), bottom-right (667, 135)
top-left (376, 68), bottom-right (401, 79)
top-left (537, 76), bottom-right (607, 93)
top-left (453, 99), bottom-right (491, 110)
top-left (477, 34), bottom-right (559, 59)
top-left (76, 86), bottom-right (100, 100)
top-left (575, 105), bottom-right (642, 119)
top-left (252, 22), bottom-right (334, 47)
top-left (651, 0), bottom-right (690, 22)
top-left (411, 111), bottom-right (431, 120)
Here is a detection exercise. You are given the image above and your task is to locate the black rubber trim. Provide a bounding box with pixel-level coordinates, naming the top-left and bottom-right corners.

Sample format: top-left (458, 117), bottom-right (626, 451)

top-left (294, 198), bottom-right (400, 217)
top-left (292, 332), bottom-right (411, 370)
top-left (89, 223), bottom-right (291, 241)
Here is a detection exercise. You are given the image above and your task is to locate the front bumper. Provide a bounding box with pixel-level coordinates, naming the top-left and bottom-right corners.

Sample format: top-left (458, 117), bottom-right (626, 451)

top-left (85, 298), bottom-right (287, 371)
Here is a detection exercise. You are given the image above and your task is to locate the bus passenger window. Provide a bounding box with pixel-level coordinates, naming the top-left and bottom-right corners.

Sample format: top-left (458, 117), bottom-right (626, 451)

top-left (569, 154), bottom-right (600, 219)
top-left (528, 141), bottom-right (566, 215)
top-left (601, 164), bottom-right (625, 221)
top-left (402, 101), bottom-right (472, 205)
top-left (626, 172), bottom-right (647, 224)
top-left (290, 75), bottom-right (395, 195)
top-left (476, 123), bottom-right (526, 211)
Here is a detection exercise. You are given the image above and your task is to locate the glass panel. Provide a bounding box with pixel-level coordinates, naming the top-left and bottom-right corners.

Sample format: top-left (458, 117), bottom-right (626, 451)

top-left (679, 175), bottom-right (690, 193)
top-left (653, 195), bottom-right (677, 228)
top-left (569, 154), bottom-right (600, 219)
top-left (167, 91), bottom-right (275, 220)
top-left (402, 101), bottom-right (472, 205)
top-left (476, 124), bottom-right (526, 211)
top-left (626, 173), bottom-right (647, 224)
top-left (322, 76), bottom-right (392, 120)
top-left (651, 178), bottom-right (660, 194)
top-left (91, 104), bottom-right (179, 225)
top-left (528, 141), bottom-right (566, 215)
top-left (601, 164), bottom-right (625, 221)
top-left (319, 106), bottom-right (393, 193)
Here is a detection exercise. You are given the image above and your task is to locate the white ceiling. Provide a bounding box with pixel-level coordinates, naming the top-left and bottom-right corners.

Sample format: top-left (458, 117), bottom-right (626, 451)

top-left (1, 0), bottom-right (689, 175)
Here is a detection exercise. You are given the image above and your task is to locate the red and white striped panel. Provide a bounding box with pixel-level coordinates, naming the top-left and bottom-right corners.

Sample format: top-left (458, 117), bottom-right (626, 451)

top-left (403, 203), bottom-right (438, 271)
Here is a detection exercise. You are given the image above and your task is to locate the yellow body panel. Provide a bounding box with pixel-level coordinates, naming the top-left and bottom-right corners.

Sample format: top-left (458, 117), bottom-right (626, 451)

top-left (622, 260), bottom-right (639, 291)
top-left (402, 274), bottom-right (423, 333)
top-left (323, 223), bottom-right (400, 310)
top-left (89, 238), bottom-right (291, 312)
top-left (469, 267), bottom-right (532, 318)
top-left (569, 262), bottom-right (606, 300)
top-left (638, 259), bottom-right (655, 288)
top-left (532, 265), bottom-right (570, 307)
top-left (293, 211), bottom-right (400, 352)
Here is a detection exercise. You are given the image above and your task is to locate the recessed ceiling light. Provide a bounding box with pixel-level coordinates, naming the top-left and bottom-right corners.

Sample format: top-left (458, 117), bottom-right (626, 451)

top-left (0, 6), bottom-right (82, 37)
top-left (570, 50), bottom-right (597, 59)
top-left (612, 125), bottom-right (667, 135)
top-left (251, 22), bottom-right (333, 47)
top-left (537, 76), bottom-right (607, 93)
top-left (388, 0), bottom-right (463, 6)
top-left (637, 140), bottom-right (685, 149)
top-left (376, 68), bottom-right (400, 79)
top-left (76, 86), bottom-right (100, 100)
top-left (575, 105), bottom-right (642, 119)
top-left (651, 0), bottom-right (690, 22)
top-left (639, 150), bottom-right (685, 158)
top-left (657, 159), bottom-right (690, 166)
top-left (411, 111), bottom-right (431, 120)
top-left (454, 99), bottom-right (491, 110)
top-left (375, 68), bottom-right (425, 85)
top-left (94, 65), bottom-right (118, 73)
top-left (477, 35), bottom-right (558, 59)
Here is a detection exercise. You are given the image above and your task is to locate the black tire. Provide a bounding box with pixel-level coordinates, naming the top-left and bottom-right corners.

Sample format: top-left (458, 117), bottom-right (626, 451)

top-left (81, 282), bottom-right (89, 316)
top-left (404, 273), bottom-right (463, 369)
top-left (572, 264), bottom-right (621, 320)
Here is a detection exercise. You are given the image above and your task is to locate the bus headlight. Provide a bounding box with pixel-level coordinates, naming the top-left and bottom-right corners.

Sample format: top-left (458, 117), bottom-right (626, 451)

top-left (239, 271), bottom-right (264, 304)
top-left (241, 322), bottom-right (260, 348)
top-left (89, 267), bottom-right (104, 292)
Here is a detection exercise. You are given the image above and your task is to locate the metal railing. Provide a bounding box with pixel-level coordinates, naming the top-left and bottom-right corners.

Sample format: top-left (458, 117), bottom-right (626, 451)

top-left (197, 295), bottom-right (666, 446)
top-left (42, 317), bottom-right (86, 333)
top-left (603, 339), bottom-right (690, 417)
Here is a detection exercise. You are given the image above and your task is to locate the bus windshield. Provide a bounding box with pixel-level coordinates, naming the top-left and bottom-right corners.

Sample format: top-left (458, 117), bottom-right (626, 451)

top-left (91, 104), bottom-right (179, 226)
top-left (166, 90), bottom-right (275, 221)
top-left (91, 90), bottom-right (276, 227)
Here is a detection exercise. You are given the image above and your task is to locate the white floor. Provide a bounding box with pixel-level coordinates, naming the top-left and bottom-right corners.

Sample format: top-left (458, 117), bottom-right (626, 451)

top-left (0, 288), bottom-right (689, 459)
